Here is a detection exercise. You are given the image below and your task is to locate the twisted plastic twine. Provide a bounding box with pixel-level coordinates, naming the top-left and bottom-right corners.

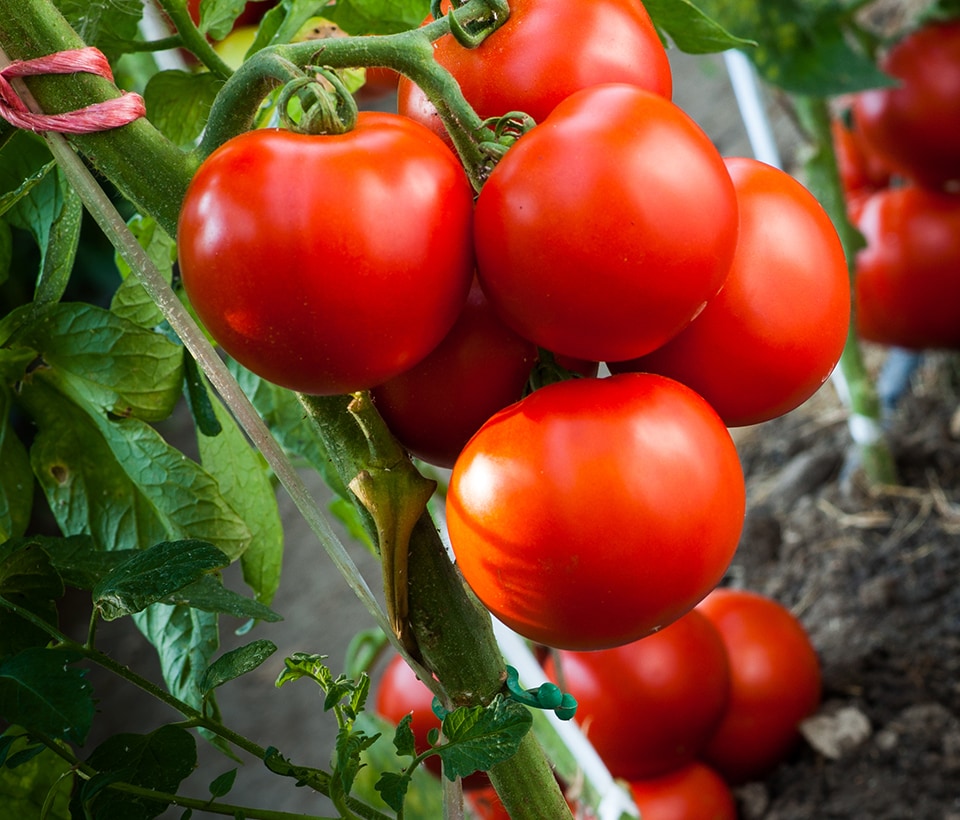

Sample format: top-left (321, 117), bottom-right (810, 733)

top-left (0, 46), bottom-right (145, 133)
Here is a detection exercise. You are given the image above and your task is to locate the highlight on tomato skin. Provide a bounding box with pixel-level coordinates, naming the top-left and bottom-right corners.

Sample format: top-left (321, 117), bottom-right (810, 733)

top-left (445, 372), bottom-right (746, 651)
top-left (543, 609), bottom-right (732, 781)
top-left (610, 156), bottom-right (851, 427)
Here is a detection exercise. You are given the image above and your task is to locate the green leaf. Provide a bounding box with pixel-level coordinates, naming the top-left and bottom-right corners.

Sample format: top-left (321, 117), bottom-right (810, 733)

top-left (198, 389), bottom-right (284, 608)
top-left (644, 0), bottom-right (757, 53)
top-left (435, 696), bottom-right (532, 781)
top-left (0, 728), bottom-right (72, 820)
top-left (275, 652), bottom-right (332, 691)
top-left (227, 357), bottom-right (350, 499)
top-left (12, 301), bottom-right (184, 422)
top-left (183, 353), bottom-right (222, 437)
top-left (0, 539), bottom-right (64, 657)
top-left (392, 713), bottom-right (417, 759)
top-left (133, 604), bottom-right (219, 712)
top-left (692, 0), bottom-right (894, 95)
top-left (33, 179), bottom-right (82, 305)
top-left (335, 724), bottom-right (379, 797)
top-left (0, 385), bottom-right (33, 542)
top-left (144, 71), bottom-right (225, 148)
top-left (208, 768), bottom-right (238, 798)
top-left (0, 648), bottom-right (94, 745)
top-left (0, 219), bottom-right (11, 288)
top-left (56, 0), bottom-right (145, 61)
top-left (323, 0), bottom-right (431, 34)
top-left (26, 533), bottom-right (129, 590)
top-left (24, 381), bottom-right (252, 561)
top-left (75, 725), bottom-right (197, 820)
top-left (111, 214), bottom-right (177, 331)
top-left (92, 539), bottom-right (229, 621)
top-left (199, 0), bottom-right (254, 39)
top-left (165, 574), bottom-right (282, 622)
top-left (201, 639), bottom-right (278, 694)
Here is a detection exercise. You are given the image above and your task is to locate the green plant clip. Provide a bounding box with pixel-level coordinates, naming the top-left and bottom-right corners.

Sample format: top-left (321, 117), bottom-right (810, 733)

top-left (504, 666), bottom-right (578, 721)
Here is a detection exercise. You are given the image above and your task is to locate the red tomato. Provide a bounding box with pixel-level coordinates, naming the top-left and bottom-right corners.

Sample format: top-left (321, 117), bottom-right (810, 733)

top-left (446, 373), bottom-right (745, 650)
top-left (543, 610), bottom-right (731, 780)
top-left (473, 84), bottom-right (739, 363)
top-left (853, 184), bottom-right (960, 350)
top-left (629, 762), bottom-right (738, 820)
top-left (851, 21), bottom-right (960, 189)
top-left (696, 588), bottom-right (822, 785)
top-left (177, 118), bottom-right (474, 395)
top-left (371, 280), bottom-right (538, 469)
top-left (398, 0), bottom-right (671, 143)
top-left (610, 157), bottom-right (851, 427)
top-left (374, 654), bottom-right (489, 789)
top-left (830, 115), bottom-right (891, 219)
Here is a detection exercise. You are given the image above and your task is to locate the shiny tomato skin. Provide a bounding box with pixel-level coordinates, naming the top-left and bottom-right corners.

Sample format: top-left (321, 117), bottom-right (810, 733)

top-left (371, 280), bottom-right (538, 469)
top-left (397, 0), bottom-right (671, 142)
top-left (853, 184), bottom-right (960, 350)
top-left (543, 610), bottom-right (731, 780)
top-left (446, 373), bottom-right (746, 650)
top-left (178, 118), bottom-right (475, 395)
top-left (851, 21), bottom-right (960, 189)
top-left (629, 762), bottom-right (738, 820)
top-left (473, 84), bottom-right (739, 363)
top-left (696, 588), bottom-right (822, 785)
top-left (374, 654), bottom-right (489, 789)
top-left (610, 157), bottom-right (850, 427)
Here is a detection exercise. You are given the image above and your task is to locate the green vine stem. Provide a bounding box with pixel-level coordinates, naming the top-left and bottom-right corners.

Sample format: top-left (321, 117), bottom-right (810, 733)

top-left (154, 0), bottom-right (235, 80)
top-left (792, 94), bottom-right (899, 486)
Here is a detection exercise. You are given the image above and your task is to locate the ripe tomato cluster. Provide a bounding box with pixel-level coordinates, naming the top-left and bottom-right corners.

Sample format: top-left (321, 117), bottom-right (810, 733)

top-left (374, 588), bottom-right (821, 818)
top-left (835, 20), bottom-right (960, 350)
top-left (177, 0), bottom-right (851, 652)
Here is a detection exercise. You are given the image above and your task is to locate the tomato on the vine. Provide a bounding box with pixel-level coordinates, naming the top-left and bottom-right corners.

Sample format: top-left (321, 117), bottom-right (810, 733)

top-left (851, 21), bottom-right (960, 189)
top-left (374, 654), bottom-right (489, 789)
top-left (371, 280), bottom-right (538, 469)
top-left (610, 157), bottom-right (850, 427)
top-left (398, 0), bottom-right (672, 143)
top-left (696, 588), bottom-right (822, 785)
top-left (853, 184), bottom-right (960, 350)
top-left (473, 83), bottom-right (739, 363)
top-left (446, 373), bottom-right (745, 650)
top-left (543, 609), bottom-right (731, 780)
top-left (629, 762), bottom-right (737, 820)
top-left (177, 116), bottom-right (475, 395)
top-left (830, 115), bottom-right (891, 220)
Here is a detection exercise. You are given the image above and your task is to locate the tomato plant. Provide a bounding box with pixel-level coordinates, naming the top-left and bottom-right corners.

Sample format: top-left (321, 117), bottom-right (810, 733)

top-left (696, 588), bottom-right (822, 785)
top-left (629, 762), bottom-right (737, 820)
top-left (446, 373), bottom-right (745, 650)
top-left (397, 0), bottom-right (672, 144)
top-left (178, 117), bottom-right (475, 395)
top-left (852, 183), bottom-right (960, 350)
top-left (473, 83), bottom-right (739, 364)
top-left (371, 280), bottom-right (537, 468)
top-left (851, 20), bottom-right (960, 190)
top-left (610, 156), bottom-right (850, 427)
top-left (830, 115), bottom-right (891, 220)
top-left (543, 609), bottom-right (731, 780)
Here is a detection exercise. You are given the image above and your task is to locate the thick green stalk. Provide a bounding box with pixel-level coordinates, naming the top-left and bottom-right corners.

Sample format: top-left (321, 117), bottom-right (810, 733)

top-left (792, 94), bottom-right (898, 486)
top-left (0, 0), bottom-right (196, 236)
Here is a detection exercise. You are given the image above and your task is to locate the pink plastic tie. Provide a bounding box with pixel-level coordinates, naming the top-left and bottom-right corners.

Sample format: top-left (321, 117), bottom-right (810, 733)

top-left (0, 46), bottom-right (145, 134)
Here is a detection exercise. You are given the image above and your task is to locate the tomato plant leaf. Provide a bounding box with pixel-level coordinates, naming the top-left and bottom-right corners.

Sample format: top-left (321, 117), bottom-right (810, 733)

top-left (56, 0), bottom-right (144, 61)
top-left (0, 728), bottom-right (72, 820)
top-left (0, 540), bottom-right (63, 658)
top-left (92, 539), bottom-right (229, 621)
top-left (0, 219), bottom-right (11, 287)
top-left (133, 603), bottom-right (220, 712)
top-left (33, 180), bottom-right (82, 306)
top-left (73, 725), bottom-right (197, 820)
top-left (435, 696), bottom-right (532, 780)
top-left (200, 639), bottom-right (278, 695)
top-left (111, 214), bottom-right (177, 331)
top-left (392, 712), bottom-right (417, 758)
top-left (644, 0), bottom-right (756, 53)
top-left (208, 767), bottom-right (238, 798)
top-left (0, 384), bottom-right (33, 542)
top-left (323, 0), bottom-right (430, 35)
top-left (165, 574), bottom-right (282, 622)
top-left (198, 389), bottom-right (284, 608)
top-left (13, 533), bottom-right (123, 591)
top-left (144, 71), bottom-right (225, 149)
top-left (0, 648), bottom-right (94, 745)
top-left (197, 0), bottom-right (251, 39)
top-left (12, 301), bottom-right (184, 422)
top-left (374, 770), bottom-right (411, 813)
